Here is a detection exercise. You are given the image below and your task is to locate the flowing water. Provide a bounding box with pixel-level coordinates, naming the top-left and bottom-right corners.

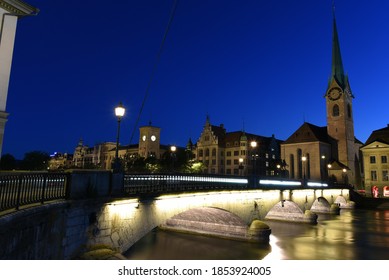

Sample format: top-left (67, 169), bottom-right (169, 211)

top-left (125, 209), bottom-right (389, 260)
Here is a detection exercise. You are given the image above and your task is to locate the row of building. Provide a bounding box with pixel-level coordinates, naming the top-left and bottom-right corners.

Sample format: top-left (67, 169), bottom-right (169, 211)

top-left (47, 12), bottom-right (389, 197)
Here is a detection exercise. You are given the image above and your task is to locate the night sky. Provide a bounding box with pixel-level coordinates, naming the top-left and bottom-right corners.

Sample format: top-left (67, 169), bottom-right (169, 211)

top-left (3, 0), bottom-right (389, 159)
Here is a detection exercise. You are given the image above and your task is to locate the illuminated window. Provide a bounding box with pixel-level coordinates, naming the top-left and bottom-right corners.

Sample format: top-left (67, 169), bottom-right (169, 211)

top-left (332, 104), bottom-right (340, 117)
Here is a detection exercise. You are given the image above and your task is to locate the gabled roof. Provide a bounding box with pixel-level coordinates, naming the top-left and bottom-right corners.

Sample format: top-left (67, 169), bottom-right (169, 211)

top-left (364, 125), bottom-right (389, 146)
top-left (283, 122), bottom-right (331, 144)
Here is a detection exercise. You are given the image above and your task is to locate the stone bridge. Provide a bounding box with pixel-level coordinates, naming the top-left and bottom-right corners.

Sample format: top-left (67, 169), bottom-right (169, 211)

top-left (0, 171), bottom-right (353, 259)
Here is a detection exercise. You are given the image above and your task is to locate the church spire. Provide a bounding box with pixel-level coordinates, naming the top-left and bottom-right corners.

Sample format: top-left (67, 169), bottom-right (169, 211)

top-left (331, 4), bottom-right (346, 89)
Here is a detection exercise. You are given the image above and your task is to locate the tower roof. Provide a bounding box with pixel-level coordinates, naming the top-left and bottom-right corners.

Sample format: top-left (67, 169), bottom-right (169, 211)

top-left (331, 12), bottom-right (346, 89)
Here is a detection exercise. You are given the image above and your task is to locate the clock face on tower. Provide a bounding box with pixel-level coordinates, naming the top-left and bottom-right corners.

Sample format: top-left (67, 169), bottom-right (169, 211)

top-left (151, 135), bottom-right (156, 141)
top-left (142, 135), bottom-right (146, 141)
top-left (328, 87), bottom-right (342, 101)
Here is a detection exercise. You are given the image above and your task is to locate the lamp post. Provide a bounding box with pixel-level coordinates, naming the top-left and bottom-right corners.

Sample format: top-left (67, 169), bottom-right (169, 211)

top-left (327, 163), bottom-right (332, 184)
top-left (113, 102), bottom-right (125, 172)
top-left (342, 168), bottom-right (348, 186)
top-left (301, 155), bottom-right (307, 184)
top-left (250, 141), bottom-right (258, 176)
top-left (239, 157), bottom-right (244, 176)
top-left (170, 145), bottom-right (177, 172)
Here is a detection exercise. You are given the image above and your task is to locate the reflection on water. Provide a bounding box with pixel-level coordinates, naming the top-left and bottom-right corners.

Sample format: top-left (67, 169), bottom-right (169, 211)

top-left (125, 209), bottom-right (389, 260)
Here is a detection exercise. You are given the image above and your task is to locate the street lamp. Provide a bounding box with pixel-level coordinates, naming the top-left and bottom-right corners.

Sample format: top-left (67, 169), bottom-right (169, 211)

top-left (342, 168), bottom-right (348, 185)
top-left (250, 141), bottom-right (258, 176)
top-left (301, 155), bottom-right (307, 182)
top-left (113, 102), bottom-right (125, 172)
top-left (170, 145), bottom-right (177, 172)
top-left (239, 157), bottom-right (244, 176)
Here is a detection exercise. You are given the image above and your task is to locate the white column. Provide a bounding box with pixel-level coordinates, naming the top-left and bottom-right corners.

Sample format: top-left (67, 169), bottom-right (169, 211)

top-left (0, 10), bottom-right (18, 158)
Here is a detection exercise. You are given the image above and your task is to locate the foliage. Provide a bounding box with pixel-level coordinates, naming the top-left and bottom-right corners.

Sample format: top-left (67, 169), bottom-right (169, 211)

top-left (20, 151), bottom-right (50, 171)
top-left (0, 153), bottom-right (17, 170)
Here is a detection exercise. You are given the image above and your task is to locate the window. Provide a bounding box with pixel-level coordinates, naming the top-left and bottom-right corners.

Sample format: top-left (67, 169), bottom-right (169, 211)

top-left (205, 149), bottom-right (209, 156)
top-left (212, 159), bottom-right (216, 165)
top-left (234, 141), bottom-right (239, 146)
top-left (382, 156), bottom-right (388, 164)
top-left (226, 160), bottom-right (231, 165)
top-left (332, 104), bottom-right (340, 117)
top-left (234, 151), bottom-right (239, 156)
top-left (370, 156), bottom-right (376, 164)
top-left (383, 170), bottom-right (389, 181)
top-left (233, 169), bottom-right (239, 175)
top-left (212, 148), bottom-right (216, 156)
top-left (241, 150), bottom-right (246, 156)
top-left (371, 170), bottom-right (377, 181)
top-left (234, 159), bottom-right (239, 165)
top-left (198, 149), bottom-right (203, 157)
top-left (226, 169), bottom-right (231, 175)
top-left (226, 151), bottom-right (231, 157)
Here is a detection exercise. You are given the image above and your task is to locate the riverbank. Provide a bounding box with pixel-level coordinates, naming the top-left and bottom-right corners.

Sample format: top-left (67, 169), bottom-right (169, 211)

top-left (350, 190), bottom-right (389, 209)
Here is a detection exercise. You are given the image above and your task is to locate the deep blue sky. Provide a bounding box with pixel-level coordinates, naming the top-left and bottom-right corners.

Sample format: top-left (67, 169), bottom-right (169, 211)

top-left (3, 0), bottom-right (389, 159)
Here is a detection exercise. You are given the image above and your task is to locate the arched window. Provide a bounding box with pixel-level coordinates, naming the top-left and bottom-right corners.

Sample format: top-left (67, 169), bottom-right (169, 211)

top-left (332, 104), bottom-right (340, 117)
top-left (290, 154), bottom-right (295, 179)
top-left (205, 148), bottom-right (210, 157)
top-left (198, 149), bottom-right (203, 157)
top-left (297, 149), bottom-right (302, 179)
top-left (212, 148), bottom-right (216, 157)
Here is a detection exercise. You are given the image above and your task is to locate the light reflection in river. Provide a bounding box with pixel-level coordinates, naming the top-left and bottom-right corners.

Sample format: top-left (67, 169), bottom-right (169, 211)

top-left (125, 209), bottom-right (389, 260)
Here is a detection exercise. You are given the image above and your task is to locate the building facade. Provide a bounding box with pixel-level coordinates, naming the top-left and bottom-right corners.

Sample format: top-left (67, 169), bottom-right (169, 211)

top-left (193, 117), bottom-right (283, 176)
top-left (0, 0), bottom-right (38, 158)
top-left (281, 12), bottom-right (363, 187)
top-left (71, 124), bottom-right (171, 170)
top-left (361, 125), bottom-right (389, 197)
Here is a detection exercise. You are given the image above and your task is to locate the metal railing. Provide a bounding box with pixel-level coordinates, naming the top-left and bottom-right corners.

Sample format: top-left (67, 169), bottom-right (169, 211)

top-left (0, 172), bottom-right (69, 212)
top-left (124, 173), bottom-right (250, 195)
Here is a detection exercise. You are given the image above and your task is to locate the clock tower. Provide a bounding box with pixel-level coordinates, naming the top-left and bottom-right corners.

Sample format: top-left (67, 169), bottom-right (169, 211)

top-left (325, 12), bottom-right (360, 185)
top-left (138, 123), bottom-right (161, 159)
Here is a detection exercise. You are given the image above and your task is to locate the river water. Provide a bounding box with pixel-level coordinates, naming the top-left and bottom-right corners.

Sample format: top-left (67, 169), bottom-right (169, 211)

top-left (124, 209), bottom-right (389, 260)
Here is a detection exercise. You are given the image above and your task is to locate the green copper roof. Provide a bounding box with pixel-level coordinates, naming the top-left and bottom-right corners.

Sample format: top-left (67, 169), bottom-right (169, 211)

top-left (331, 14), bottom-right (346, 88)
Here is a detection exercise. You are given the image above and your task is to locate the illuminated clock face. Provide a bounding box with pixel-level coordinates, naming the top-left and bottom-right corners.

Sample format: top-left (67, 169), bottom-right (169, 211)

top-left (328, 87), bottom-right (341, 101)
top-left (151, 135), bottom-right (156, 141)
top-left (142, 135), bottom-right (146, 141)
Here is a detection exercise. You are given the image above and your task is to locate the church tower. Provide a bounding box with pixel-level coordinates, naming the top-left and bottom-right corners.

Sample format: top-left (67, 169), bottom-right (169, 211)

top-left (138, 123), bottom-right (161, 159)
top-left (324, 10), bottom-right (359, 185)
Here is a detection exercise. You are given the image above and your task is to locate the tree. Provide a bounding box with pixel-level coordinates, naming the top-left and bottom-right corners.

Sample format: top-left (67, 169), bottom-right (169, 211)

top-left (0, 153), bottom-right (17, 170)
top-left (20, 151), bottom-right (50, 171)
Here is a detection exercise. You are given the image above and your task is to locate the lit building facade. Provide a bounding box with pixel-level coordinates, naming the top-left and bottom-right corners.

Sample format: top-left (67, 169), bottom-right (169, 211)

top-left (72, 124), bottom-right (171, 170)
top-left (193, 116), bottom-right (283, 176)
top-left (360, 125), bottom-right (389, 197)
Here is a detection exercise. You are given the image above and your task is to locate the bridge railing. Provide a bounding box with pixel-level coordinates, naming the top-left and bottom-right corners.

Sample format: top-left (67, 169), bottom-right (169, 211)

top-left (0, 172), bottom-right (69, 212)
top-left (123, 173), bottom-right (250, 195)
